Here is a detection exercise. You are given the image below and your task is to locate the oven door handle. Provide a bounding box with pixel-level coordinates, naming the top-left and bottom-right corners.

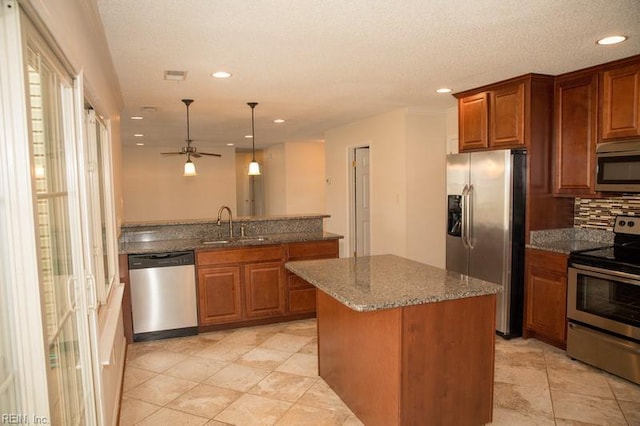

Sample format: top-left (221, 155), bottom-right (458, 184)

top-left (570, 264), bottom-right (640, 285)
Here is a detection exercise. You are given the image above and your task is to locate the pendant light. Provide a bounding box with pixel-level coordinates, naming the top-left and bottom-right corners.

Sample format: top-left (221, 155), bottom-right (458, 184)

top-left (184, 154), bottom-right (196, 176)
top-left (247, 102), bottom-right (261, 176)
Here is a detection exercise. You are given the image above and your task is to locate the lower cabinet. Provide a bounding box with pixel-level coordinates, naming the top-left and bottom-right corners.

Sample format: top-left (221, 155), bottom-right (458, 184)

top-left (197, 265), bottom-right (243, 325)
top-left (196, 245), bottom-right (285, 327)
top-left (244, 261), bottom-right (285, 319)
top-left (286, 240), bottom-right (339, 314)
top-left (524, 248), bottom-right (569, 349)
top-left (196, 239), bottom-right (339, 329)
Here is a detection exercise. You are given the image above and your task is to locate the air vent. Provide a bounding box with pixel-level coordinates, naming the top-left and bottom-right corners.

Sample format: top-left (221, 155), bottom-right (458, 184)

top-left (164, 70), bottom-right (187, 81)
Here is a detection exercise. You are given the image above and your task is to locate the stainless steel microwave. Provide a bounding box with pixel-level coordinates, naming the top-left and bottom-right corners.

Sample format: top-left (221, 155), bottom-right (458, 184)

top-left (595, 140), bottom-right (640, 193)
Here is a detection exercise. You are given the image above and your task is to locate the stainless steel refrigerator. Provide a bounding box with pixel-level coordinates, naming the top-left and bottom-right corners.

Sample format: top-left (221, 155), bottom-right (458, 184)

top-left (446, 149), bottom-right (526, 338)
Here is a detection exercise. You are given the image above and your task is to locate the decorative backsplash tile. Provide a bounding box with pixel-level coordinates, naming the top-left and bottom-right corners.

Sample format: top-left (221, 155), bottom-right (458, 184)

top-left (574, 196), bottom-right (640, 230)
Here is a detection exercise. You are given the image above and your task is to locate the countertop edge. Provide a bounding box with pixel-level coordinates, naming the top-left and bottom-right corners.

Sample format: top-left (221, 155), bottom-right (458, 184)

top-left (285, 255), bottom-right (502, 313)
top-left (120, 232), bottom-right (342, 255)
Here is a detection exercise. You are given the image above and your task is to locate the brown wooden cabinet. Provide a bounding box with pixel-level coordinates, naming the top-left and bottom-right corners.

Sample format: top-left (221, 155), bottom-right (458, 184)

top-left (195, 239), bottom-right (339, 330)
top-left (600, 62), bottom-right (640, 140)
top-left (490, 82), bottom-right (525, 148)
top-left (524, 248), bottom-right (568, 349)
top-left (458, 92), bottom-right (488, 150)
top-left (285, 239), bottom-right (339, 314)
top-left (457, 79), bottom-right (527, 151)
top-left (197, 265), bottom-right (242, 325)
top-left (456, 73), bottom-right (574, 239)
top-left (244, 261), bottom-right (285, 319)
top-left (554, 72), bottom-right (598, 196)
top-left (196, 245), bottom-right (285, 327)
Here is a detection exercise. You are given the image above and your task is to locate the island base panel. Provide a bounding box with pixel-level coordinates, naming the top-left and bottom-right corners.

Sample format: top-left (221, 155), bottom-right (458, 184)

top-left (317, 290), bottom-right (495, 426)
top-left (317, 290), bottom-right (402, 426)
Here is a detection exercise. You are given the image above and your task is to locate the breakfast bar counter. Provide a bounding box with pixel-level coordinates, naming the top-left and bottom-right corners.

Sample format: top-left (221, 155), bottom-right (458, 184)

top-left (285, 254), bottom-right (501, 426)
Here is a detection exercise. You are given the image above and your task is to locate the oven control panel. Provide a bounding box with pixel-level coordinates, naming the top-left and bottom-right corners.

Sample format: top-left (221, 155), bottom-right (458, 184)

top-left (614, 215), bottom-right (640, 235)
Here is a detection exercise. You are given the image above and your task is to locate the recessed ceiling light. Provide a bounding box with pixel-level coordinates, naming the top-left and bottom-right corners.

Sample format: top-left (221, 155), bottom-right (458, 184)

top-left (136, 142), bottom-right (144, 146)
top-left (130, 116), bottom-right (143, 120)
top-left (273, 119), bottom-right (285, 124)
top-left (597, 35), bottom-right (627, 45)
top-left (436, 88), bottom-right (452, 94)
top-left (245, 135), bottom-right (253, 139)
top-left (212, 71), bottom-right (232, 78)
top-left (226, 143), bottom-right (235, 146)
top-left (134, 133), bottom-right (144, 137)
top-left (142, 106), bottom-right (157, 112)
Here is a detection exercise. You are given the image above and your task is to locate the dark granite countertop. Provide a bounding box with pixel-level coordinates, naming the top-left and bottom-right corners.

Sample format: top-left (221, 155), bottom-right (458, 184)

top-left (120, 231), bottom-right (342, 255)
top-left (285, 254), bottom-right (501, 312)
top-left (526, 228), bottom-right (613, 254)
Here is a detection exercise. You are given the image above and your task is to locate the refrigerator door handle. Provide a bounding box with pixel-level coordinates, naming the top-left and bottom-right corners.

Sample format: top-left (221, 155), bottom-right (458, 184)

top-left (467, 184), bottom-right (474, 249)
top-left (461, 185), bottom-right (469, 248)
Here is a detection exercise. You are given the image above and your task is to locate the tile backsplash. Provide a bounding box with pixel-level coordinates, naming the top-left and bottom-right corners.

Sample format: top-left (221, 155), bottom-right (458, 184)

top-left (574, 196), bottom-right (640, 230)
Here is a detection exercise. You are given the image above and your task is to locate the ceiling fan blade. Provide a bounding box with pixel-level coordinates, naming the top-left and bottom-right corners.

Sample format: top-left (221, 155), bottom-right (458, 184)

top-left (160, 152), bottom-right (184, 156)
top-left (191, 153), bottom-right (202, 158)
top-left (199, 152), bottom-right (222, 157)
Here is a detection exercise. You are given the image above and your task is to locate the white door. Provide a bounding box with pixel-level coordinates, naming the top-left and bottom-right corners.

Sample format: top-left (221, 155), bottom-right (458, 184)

top-left (25, 21), bottom-right (97, 426)
top-left (354, 147), bottom-right (370, 256)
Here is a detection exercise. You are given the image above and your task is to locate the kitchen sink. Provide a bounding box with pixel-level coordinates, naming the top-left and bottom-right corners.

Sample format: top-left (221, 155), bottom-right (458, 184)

top-left (201, 239), bottom-right (231, 245)
top-left (237, 236), bottom-right (269, 243)
top-left (201, 236), bottom-right (269, 245)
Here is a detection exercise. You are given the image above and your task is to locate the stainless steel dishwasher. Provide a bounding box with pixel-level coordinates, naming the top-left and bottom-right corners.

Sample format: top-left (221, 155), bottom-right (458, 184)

top-left (128, 251), bottom-right (198, 342)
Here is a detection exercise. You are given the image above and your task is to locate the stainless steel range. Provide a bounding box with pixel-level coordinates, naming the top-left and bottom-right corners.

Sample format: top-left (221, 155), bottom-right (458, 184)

top-left (567, 215), bottom-right (640, 385)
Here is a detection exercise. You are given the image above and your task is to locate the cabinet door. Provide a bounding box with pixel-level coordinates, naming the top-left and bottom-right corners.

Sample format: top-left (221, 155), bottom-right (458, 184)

top-left (459, 92), bottom-right (488, 151)
top-left (554, 73), bottom-right (598, 196)
top-left (490, 82), bottom-right (525, 148)
top-left (525, 250), bottom-right (568, 348)
top-left (244, 261), bottom-right (285, 319)
top-left (601, 63), bottom-right (640, 140)
top-left (197, 265), bottom-right (242, 325)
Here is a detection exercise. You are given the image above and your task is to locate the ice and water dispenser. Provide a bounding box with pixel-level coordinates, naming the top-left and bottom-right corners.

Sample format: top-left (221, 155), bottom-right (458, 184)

top-left (447, 195), bottom-right (462, 237)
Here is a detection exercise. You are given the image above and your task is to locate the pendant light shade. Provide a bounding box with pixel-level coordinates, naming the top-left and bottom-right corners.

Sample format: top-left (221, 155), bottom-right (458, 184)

top-left (184, 156), bottom-right (197, 176)
top-left (247, 102), bottom-right (261, 176)
top-left (248, 161), bottom-right (260, 175)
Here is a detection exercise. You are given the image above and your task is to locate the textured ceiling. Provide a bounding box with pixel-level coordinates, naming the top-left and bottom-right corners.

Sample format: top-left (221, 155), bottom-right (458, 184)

top-left (96, 0), bottom-right (640, 150)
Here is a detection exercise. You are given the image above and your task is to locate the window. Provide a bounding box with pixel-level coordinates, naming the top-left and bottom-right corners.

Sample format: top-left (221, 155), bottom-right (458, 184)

top-left (85, 110), bottom-right (118, 304)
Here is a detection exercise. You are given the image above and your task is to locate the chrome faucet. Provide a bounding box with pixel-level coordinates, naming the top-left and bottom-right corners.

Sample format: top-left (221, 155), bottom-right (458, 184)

top-left (216, 205), bottom-right (233, 238)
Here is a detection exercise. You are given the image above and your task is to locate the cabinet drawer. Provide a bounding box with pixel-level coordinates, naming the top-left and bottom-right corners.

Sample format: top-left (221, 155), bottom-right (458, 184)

top-left (526, 249), bottom-right (568, 272)
top-left (197, 245), bottom-right (284, 266)
top-left (288, 240), bottom-right (339, 260)
top-left (288, 273), bottom-right (314, 290)
top-left (288, 288), bottom-right (316, 314)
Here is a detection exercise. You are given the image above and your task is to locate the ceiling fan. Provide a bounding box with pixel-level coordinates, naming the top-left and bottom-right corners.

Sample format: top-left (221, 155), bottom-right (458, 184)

top-left (161, 99), bottom-right (222, 159)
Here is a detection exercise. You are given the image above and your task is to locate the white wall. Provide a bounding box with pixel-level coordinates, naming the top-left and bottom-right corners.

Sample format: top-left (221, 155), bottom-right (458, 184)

top-left (284, 142), bottom-right (326, 214)
top-left (325, 108), bottom-right (447, 265)
top-left (264, 144), bottom-right (287, 215)
top-left (405, 111), bottom-right (447, 267)
top-left (263, 142), bottom-right (326, 216)
top-left (121, 145), bottom-right (237, 222)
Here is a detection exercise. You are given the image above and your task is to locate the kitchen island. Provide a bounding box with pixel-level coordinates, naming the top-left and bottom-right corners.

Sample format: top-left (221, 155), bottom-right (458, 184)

top-left (285, 254), bottom-right (501, 426)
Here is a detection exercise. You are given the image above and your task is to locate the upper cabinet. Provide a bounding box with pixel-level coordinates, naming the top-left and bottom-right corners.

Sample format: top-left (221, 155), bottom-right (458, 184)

top-left (600, 62), bottom-right (640, 140)
top-left (455, 76), bottom-right (545, 152)
top-left (554, 72), bottom-right (598, 196)
top-left (458, 93), bottom-right (488, 150)
top-left (490, 83), bottom-right (525, 148)
top-left (553, 55), bottom-right (640, 197)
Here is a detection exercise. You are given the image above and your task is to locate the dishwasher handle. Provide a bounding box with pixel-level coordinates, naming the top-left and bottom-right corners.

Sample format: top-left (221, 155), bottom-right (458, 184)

top-left (128, 251), bottom-right (195, 270)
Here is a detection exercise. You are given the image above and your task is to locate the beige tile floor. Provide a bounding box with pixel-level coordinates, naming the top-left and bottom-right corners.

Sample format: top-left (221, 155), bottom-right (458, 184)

top-left (119, 319), bottom-right (640, 425)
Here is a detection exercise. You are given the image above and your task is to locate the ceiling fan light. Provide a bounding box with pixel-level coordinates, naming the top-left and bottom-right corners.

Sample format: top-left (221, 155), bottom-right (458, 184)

top-left (184, 159), bottom-right (197, 176)
top-left (248, 161), bottom-right (261, 176)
